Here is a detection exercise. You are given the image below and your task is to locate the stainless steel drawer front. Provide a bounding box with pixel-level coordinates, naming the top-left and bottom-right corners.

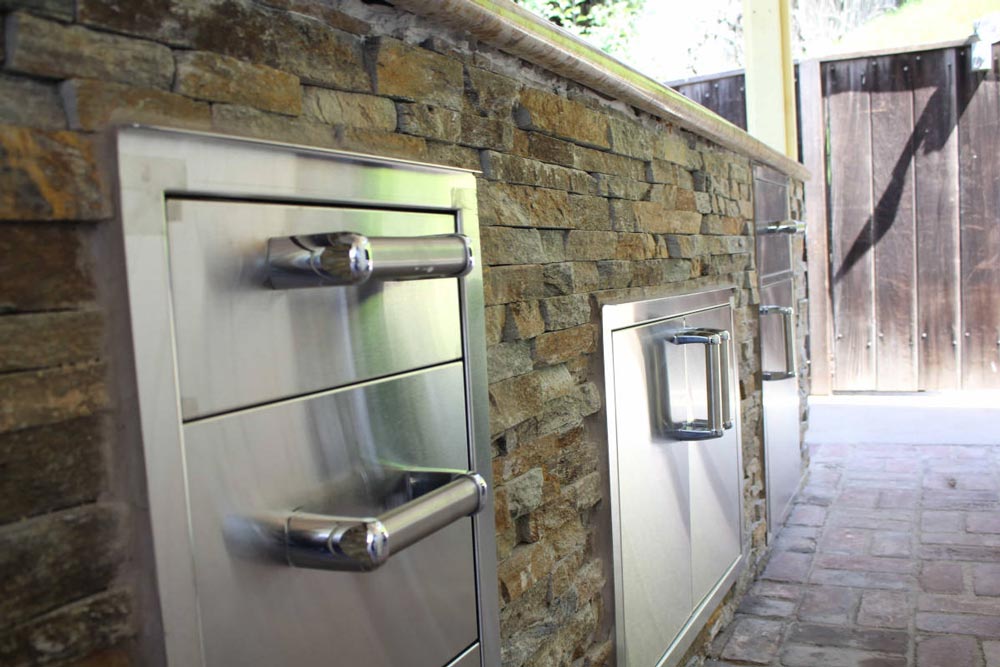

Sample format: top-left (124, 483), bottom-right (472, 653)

top-left (184, 363), bottom-right (478, 667)
top-left (166, 200), bottom-right (464, 419)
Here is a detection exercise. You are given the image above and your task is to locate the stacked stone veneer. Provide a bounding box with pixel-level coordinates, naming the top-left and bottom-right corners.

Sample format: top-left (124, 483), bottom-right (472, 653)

top-left (0, 1), bottom-right (806, 666)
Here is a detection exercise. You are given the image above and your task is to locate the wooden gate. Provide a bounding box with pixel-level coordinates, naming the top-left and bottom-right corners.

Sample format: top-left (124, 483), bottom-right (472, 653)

top-left (673, 43), bottom-right (1000, 391)
top-left (817, 44), bottom-right (1000, 391)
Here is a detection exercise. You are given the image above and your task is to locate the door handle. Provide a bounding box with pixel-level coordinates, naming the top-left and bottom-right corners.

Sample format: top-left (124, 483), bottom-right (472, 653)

top-left (662, 327), bottom-right (734, 440)
top-left (760, 305), bottom-right (797, 381)
top-left (266, 232), bottom-right (473, 289)
top-left (763, 219), bottom-right (805, 235)
top-left (240, 470), bottom-right (487, 572)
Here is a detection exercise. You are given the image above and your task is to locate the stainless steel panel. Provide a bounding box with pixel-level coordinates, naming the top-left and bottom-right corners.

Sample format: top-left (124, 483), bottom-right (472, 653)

top-left (604, 289), bottom-right (744, 667)
top-left (760, 280), bottom-right (803, 536)
top-left (612, 317), bottom-right (693, 667)
top-left (184, 363), bottom-right (478, 667)
top-left (754, 166), bottom-right (793, 279)
top-left (685, 308), bottom-right (743, 605)
top-left (448, 644), bottom-right (481, 667)
top-left (166, 200), bottom-right (463, 419)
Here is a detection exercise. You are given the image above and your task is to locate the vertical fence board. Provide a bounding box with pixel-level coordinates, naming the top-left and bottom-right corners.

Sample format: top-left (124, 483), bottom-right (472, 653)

top-left (870, 54), bottom-right (918, 390)
top-left (828, 59), bottom-right (876, 390)
top-left (799, 60), bottom-right (833, 394)
top-left (914, 48), bottom-right (961, 391)
top-left (717, 75), bottom-right (748, 130)
top-left (958, 44), bottom-right (1000, 389)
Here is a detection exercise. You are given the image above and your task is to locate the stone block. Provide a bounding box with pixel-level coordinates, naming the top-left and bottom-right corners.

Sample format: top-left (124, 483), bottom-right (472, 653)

top-left (797, 586), bottom-right (858, 625)
top-left (0, 0), bottom-right (73, 19)
top-left (0, 224), bottom-right (96, 313)
top-left (212, 104), bottom-right (335, 148)
top-left (809, 568), bottom-right (916, 591)
top-left (488, 341), bottom-right (533, 383)
top-left (814, 553), bottom-right (915, 575)
top-left (0, 505), bottom-right (123, 627)
top-left (542, 262), bottom-right (600, 296)
top-left (497, 541), bottom-right (556, 603)
top-left (595, 173), bottom-right (650, 201)
top-left (335, 128), bottom-right (428, 162)
top-left (857, 590), bottom-right (911, 629)
top-left (62, 79), bottom-right (212, 132)
top-left (174, 51), bottom-right (301, 115)
top-left (506, 468), bottom-right (545, 519)
top-left (465, 66), bottom-right (521, 116)
top-left (701, 215), bottom-right (744, 235)
top-left (607, 117), bottom-right (657, 159)
top-left (780, 645), bottom-right (905, 667)
top-left (488, 364), bottom-right (574, 433)
top-left (596, 260), bottom-right (633, 289)
top-left (534, 325), bottom-right (597, 367)
top-left (426, 141), bottom-right (481, 171)
top-left (515, 88), bottom-right (610, 150)
top-left (539, 294), bottom-right (591, 331)
top-left (0, 74), bottom-right (66, 130)
top-left (916, 635), bottom-right (978, 667)
top-left (761, 551), bottom-right (812, 583)
top-left (916, 612), bottom-right (1000, 636)
top-left (5, 12), bottom-right (173, 89)
top-left (482, 227), bottom-right (546, 266)
top-left (505, 301), bottom-right (546, 340)
top-left (967, 512), bottom-right (1000, 534)
top-left (460, 114), bottom-right (514, 151)
top-left (0, 126), bottom-right (109, 221)
top-left (0, 415), bottom-right (106, 523)
top-left (720, 617), bottom-right (784, 664)
top-left (568, 194), bottom-right (612, 231)
top-left (396, 103), bottom-right (461, 141)
top-left (786, 622), bottom-right (908, 654)
top-left (484, 305), bottom-right (505, 345)
top-left (0, 363), bottom-right (108, 434)
top-left (481, 151), bottom-right (592, 193)
top-left (573, 144), bottom-right (646, 180)
top-left (972, 563), bottom-right (1000, 596)
top-left (564, 231), bottom-right (618, 261)
top-left (919, 561), bottom-right (964, 594)
top-left (308, 88), bottom-right (395, 131)
top-left (736, 595), bottom-right (797, 618)
top-left (634, 203), bottom-right (702, 234)
top-left (478, 182), bottom-right (572, 229)
top-left (484, 264), bottom-right (545, 306)
top-left (0, 589), bottom-right (133, 666)
top-left (372, 38), bottom-right (463, 110)
top-left (79, 0), bottom-right (368, 89)
top-left (870, 532), bottom-right (912, 558)
top-left (0, 310), bottom-right (102, 374)
top-left (786, 504), bottom-right (827, 527)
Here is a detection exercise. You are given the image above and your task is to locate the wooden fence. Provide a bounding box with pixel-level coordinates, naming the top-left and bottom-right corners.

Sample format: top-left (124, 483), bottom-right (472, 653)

top-left (673, 43), bottom-right (1000, 392)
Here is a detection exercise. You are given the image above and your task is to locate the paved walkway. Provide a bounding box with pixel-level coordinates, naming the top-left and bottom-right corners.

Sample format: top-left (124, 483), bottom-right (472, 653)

top-left (708, 442), bottom-right (1000, 667)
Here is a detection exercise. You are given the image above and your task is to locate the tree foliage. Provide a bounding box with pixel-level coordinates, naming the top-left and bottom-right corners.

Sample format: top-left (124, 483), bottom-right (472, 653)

top-left (514, 0), bottom-right (646, 57)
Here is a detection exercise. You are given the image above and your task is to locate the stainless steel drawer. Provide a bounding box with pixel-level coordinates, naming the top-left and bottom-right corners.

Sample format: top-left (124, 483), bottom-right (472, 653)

top-left (183, 362), bottom-right (478, 667)
top-left (166, 199), bottom-right (464, 419)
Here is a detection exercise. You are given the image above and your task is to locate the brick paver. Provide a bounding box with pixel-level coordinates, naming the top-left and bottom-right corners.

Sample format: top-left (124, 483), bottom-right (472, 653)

top-left (711, 442), bottom-right (1000, 666)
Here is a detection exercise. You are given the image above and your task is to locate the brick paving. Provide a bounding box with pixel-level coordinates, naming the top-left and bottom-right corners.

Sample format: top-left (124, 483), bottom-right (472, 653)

top-left (708, 443), bottom-right (1000, 667)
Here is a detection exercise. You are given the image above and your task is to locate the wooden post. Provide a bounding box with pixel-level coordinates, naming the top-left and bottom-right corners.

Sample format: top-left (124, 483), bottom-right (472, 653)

top-left (798, 59), bottom-right (833, 394)
top-left (742, 0), bottom-right (798, 157)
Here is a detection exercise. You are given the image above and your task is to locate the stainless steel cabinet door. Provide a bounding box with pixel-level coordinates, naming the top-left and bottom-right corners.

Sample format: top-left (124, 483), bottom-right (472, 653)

top-left (611, 305), bottom-right (741, 666)
top-left (760, 279), bottom-right (802, 535)
top-left (166, 199), bottom-right (464, 419)
top-left (183, 363), bottom-right (478, 667)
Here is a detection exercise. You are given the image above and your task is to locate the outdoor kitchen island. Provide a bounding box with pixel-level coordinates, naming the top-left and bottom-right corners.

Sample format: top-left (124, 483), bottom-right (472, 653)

top-left (0, 1), bottom-right (808, 666)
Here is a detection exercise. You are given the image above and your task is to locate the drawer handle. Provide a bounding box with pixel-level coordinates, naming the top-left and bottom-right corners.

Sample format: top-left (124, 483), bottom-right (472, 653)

top-left (763, 219), bottom-right (805, 235)
top-left (246, 471), bottom-right (487, 572)
top-left (266, 232), bottom-right (474, 289)
top-left (661, 327), bottom-right (734, 440)
top-left (760, 305), bottom-right (797, 381)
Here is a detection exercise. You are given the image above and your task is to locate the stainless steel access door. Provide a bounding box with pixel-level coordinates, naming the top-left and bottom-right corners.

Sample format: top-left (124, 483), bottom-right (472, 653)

top-left (760, 278), bottom-right (801, 535)
top-left (184, 364), bottom-right (478, 667)
top-left (610, 302), bottom-right (742, 667)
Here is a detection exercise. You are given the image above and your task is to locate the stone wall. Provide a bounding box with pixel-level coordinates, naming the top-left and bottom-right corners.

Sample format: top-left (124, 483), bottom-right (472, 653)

top-left (0, 1), bottom-right (806, 666)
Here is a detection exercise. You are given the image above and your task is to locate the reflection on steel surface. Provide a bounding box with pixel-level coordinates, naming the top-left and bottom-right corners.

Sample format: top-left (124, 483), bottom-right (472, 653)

top-left (655, 327), bottom-right (734, 440)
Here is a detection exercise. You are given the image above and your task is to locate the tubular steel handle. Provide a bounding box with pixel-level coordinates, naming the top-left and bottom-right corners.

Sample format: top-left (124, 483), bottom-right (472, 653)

top-left (261, 472), bottom-right (487, 572)
top-left (760, 305), bottom-right (797, 381)
top-left (266, 232), bottom-right (473, 289)
top-left (665, 327), bottom-right (734, 440)
top-left (764, 219), bottom-right (805, 235)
